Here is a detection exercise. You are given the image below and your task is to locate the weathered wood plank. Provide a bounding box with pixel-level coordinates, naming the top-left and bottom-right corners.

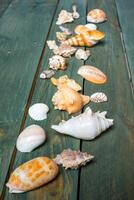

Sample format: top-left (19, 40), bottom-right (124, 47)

top-left (0, 0), bottom-right (58, 197)
top-left (0, 0), bottom-right (12, 17)
top-left (4, 0), bottom-right (87, 199)
top-left (79, 0), bottom-right (134, 200)
top-left (115, 0), bottom-right (134, 87)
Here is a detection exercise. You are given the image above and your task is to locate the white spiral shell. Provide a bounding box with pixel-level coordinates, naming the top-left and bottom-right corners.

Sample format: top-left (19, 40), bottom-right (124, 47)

top-left (51, 107), bottom-right (113, 140)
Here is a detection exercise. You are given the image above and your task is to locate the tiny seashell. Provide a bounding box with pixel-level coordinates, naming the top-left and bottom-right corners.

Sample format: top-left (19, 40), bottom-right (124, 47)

top-left (75, 49), bottom-right (90, 60)
top-left (6, 157), bottom-right (59, 193)
top-left (72, 5), bottom-right (80, 19)
top-left (59, 26), bottom-right (72, 35)
top-left (40, 70), bottom-right (55, 79)
top-left (47, 40), bottom-right (58, 50)
top-left (49, 55), bottom-right (67, 70)
top-left (90, 92), bottom-right (107, 103)
top-left (53, 43), bottom-right (76, 57)
top-left (85, 23), bottom-right (97, 30)
top-left (87, 9), bottom-right (107, 23)
top-left (28, 103), bottom-right (49, 121)
top-left (16, 125), bottom-right (46, 152)
top-left (56, 32), bottom-right (67, 41)
top-left (56, 10), bottom-right (74, 25)
top-left (53, 149), bottom-right (94, 169)
top-left (78, 65), bottom-right (107, 84)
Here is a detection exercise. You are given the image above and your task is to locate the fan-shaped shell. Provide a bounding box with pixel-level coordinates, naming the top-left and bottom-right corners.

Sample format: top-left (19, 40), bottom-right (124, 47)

top-left (87, 9), bottom-right (107, 23)
top-left (6, 157), bottom-right (59, 193)
top-left (78, 65), bottom-right (107, 84)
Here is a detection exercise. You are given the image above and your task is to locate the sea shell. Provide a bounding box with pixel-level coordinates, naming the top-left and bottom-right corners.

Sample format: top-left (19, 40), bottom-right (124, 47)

top-left (53, 149), bottom-right (94, 169)
top-left (59, 26), bottom-right (72, 35)
top-left (63, 33), bottom-right (98, 47)
top-left (51, 75), bottom-right (81, 91)
top-left (47, 40), bottom-right (58, 50)
top-left (88, 30), bottom-right (105, 40)
top-left (56, 32), bottom-right (67, 41)
top-left (49, 55), bottom-right (67, 71)
top-left (87, 9), bottom-right (107, 23)
top-left (56, 10), bottom-right (74, 25)
top-left (52, 87), bottom-right (89, 114)
top-left (90, 92), bottom-right (107, 103)
top-left (16, 125), bottom-right (46, 152)
top-left (72, 5), bottom-right (80, 19)
top-left (53, 43), bottom-right (76, 57)
top-left (85, 23), bottom-right (97, 30)
top-left (6, 157), bottom-right (59, 193)
top-left (28, 103), bottom-right (49, 121)
top-left (40, 70), bottom-right (55, 79)
top-left (52, 107), bottom-right (113, 140)
top-left (75, 49), bottom-right (90, 60)
top-left (74, 25), bottom-right (91, 34)
top-left (78, 65), bottom-right (107, 84)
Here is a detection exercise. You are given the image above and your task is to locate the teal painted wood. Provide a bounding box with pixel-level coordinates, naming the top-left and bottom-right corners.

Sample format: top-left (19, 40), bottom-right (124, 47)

top-left (4, 0), bottom-right (88, 199)
top-left (115, 0), bottom-right (134, 87)
top-left (0, 0), bottom-right (12, 17)
top-left (79, 0), bottom-right (134, 200)
top-left (0, 0), bottom-right (58, 197)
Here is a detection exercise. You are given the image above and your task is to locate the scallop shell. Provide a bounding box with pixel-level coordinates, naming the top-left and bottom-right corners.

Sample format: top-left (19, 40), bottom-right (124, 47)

top-left (75, 49), bottom-right (90, 60)
top-left (52, 87), bottom-right (89, 114)
top-left (85, 23), bottom-right (97, 30)
top-left (87, 9), bottom-right (107, 23)
top-left (49, 55), bottom-right (67, 71)
top-left (40, 70), bottom-right (55, 79)
top-left (53, 43), bottom-right (76, 57)
top-left (28, 103), bottom-right (49, 121)
top-left (51, 75), bottom-right (82, 91)
top-left (53, 149), bottom-right (94, 169)
top-left (90, 92), bottom-right (107, 103)
top-left (16, 125), bottom-right (46, 152)
top-left (56, 10), bottom-right (74, 25)
top-left (78, 65), bottom-right (107, 84)
top-left (56, 32), bottom-right (67, 41)
top-left (6, 157), bottom-right (59, 193)
top-left (47, 40), bottom-right (58, 50)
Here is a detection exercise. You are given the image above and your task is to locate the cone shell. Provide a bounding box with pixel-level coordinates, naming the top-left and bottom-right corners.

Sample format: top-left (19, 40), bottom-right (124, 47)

top-left (78, 65), bottom-right (107, 84)
top-left (51, 75), bottom-right (81, 91)
top-left (87, 9), bottom-right (107, 23)
top-left (63, 33), bottom-right (97, 47)
top-left (52, 87), bottom-right (89, 114)
top-left (6, 157), bottom-right (59, 193)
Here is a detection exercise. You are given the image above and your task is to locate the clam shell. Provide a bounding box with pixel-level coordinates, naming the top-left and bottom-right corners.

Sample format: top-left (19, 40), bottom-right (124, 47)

top-left (90, 92), bottom-right (107, 103)
top-left (85, 23), bottom-right (97, 30)
top-left (78, 65), bottom-right (107, 84)
top-left (28, 103), bottom-right (49, 121)
top-left (87, 9), bottom-right (107, 23)
top-left (16, 125), bottom-right (46, 152)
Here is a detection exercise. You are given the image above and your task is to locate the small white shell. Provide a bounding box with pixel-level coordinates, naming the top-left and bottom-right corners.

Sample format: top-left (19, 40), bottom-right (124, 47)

top-left (75, 49), bottom-right (90, 61)
top-left (72, 5), bottom-right (80, 19)
top-left (49, 55), bottom-right (67, 70)
top-left (90, 92), bottom-right (107, 103)
top-left (59, 26), bottom-right (72, 35)
top-left (40, 70), bottom-right (55, 79)
top-left (85, 23), bottom-right (97, 30)
top-left (16, 125), bottom-right (46, 152)
top-left (47, 40), bottom-right (58, 50)
top-left (28, 103), bottom-right (49, 121)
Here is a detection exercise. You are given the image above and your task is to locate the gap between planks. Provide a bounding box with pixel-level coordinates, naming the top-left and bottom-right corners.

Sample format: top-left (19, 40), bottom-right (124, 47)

top-left (0, 0), bottom-right (60, 199)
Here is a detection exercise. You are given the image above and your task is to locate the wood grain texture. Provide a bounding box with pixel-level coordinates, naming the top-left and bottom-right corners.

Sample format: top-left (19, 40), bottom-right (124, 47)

top-left (79, 0), bottom-right (134, 200)
top-left (115, 0), bottom-right (134, 87)
top-left (4, 0), bottom-right (87, 199)
top-left (0, 0), bottom-right (58, 197)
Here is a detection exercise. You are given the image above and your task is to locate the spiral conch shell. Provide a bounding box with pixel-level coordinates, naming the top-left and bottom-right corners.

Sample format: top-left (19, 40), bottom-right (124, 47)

top-left (51, 75), bottom-right (81, 91)
top-left (63, 30), bottom-right (105, 47)
top-left (52, 87), bottom-right (89, 114)
top-left (6, 157), bottom-right (59, 193)
top-left (87, 9), bottom-right (107, 23)
top-left (52, 107), bottom-right (113, 140)
top-left (49, 55), bottom-right (67, 71)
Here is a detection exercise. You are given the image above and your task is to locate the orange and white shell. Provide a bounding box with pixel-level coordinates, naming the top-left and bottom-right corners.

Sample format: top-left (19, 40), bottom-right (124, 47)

top-left (51, 75), bottom-right (82, 91)
top-left (87, 9), bottom-right (107, 23)
top-left (49, 55), bottom-right (67, 71)
top-left (6, 157), bottom-right (59, 193)
top-left (63, 33), bottom-right (97, 47)
top-left (52, 87), bottom-right (89, 114)
top-left (78, 65), bottom-right (107, 84)
top-left (74, 25), bottom-right (91, 34)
